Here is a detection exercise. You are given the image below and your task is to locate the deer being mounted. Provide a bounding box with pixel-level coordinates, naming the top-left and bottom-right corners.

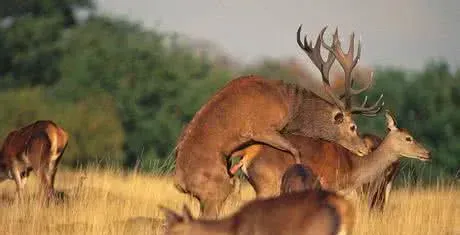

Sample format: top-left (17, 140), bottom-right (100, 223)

top-left (231, 111), bottom-right (429, 202)
top-left (359, 134), bottom-right (400, 211)
top-left (0, 120), bottom-right (68, 200)
top-left (174, 25), bottom-right (383, 218)
top-left (160, 188), bottom-right (355, 235)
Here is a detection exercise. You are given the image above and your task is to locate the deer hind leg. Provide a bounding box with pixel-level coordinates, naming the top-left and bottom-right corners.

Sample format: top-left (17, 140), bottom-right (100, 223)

top-left (193, 171), bottom-right (233, 219)
top-left (34, 161), bottom-right (55, 202)
top-left (11, 165), bottom-right (25, 201)
top-left (199, 181), bottom-right (233, 219)
top-left (250, 131), bottom-right (301, 164)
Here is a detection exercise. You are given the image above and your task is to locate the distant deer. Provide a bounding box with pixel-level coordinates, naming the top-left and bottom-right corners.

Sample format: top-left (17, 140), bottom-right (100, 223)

top-left (231, 111), bottom-right (429, 201)
top-left (160, 189), bottom-right (355, 235)
top-left (0, 120), bottom-right (68, 200)
top-left (174, 25), bottom-right (383, 218)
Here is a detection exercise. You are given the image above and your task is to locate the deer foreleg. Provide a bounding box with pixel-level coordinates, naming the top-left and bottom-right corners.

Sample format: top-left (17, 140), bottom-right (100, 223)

top-left (250, 131), bottom-right (301, 164)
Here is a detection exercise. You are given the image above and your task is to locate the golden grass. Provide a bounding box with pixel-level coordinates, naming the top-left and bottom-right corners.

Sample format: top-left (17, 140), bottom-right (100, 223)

top-left (0, 168), bottom-right (458, 235)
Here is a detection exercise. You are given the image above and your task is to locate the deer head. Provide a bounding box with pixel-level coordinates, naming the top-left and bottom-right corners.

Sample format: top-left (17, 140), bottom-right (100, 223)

top-left (384, 110), bottom-right (431, 161)
top-left (296, 25), bottom-right (384, 156)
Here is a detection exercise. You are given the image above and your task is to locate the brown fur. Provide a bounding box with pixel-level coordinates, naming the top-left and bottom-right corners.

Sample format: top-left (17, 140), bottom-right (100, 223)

top-left (174, 75), bottom-right (370, 218)
top-left (233, 111), bottom-right (429, 204)
top-left (161, 189), bottom-right (355, 235)
top-left (359, 134), bottom-right (401, 211)
top-left (174, 26), bottom-right (385, 219)
top-left (0, 120), bottom-right (68, 200)
top-left (280, 164), bottom-right (321, 194)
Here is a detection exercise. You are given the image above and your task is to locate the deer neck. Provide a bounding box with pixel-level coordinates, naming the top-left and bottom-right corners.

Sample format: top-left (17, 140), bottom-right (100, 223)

top-left (283, 86), bottom-right (328, 137)
top-left (348, 138), bottom-right (399, 190)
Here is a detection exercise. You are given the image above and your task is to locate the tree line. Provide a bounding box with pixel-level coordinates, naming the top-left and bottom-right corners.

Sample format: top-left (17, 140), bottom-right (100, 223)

top-left (0, 0), bottom-right (458, 182)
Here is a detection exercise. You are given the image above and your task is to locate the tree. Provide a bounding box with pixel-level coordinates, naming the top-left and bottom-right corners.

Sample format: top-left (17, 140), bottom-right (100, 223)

top-left (356, 60), bottom-right (460, 182)
top-left (54, 17), bottom-right (232, 169)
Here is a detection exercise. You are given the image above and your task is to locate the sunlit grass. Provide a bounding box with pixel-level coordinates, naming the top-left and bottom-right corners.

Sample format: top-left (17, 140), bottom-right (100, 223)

top-left (0, 168), bottom-right (458, 235)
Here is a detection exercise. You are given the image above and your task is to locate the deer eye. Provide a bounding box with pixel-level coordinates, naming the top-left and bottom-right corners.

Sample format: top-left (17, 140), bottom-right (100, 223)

top-left (334, 112), bottom-right (344, 124)
top-left (350, 124), bottom-right (356, 132)
top-left (405, 136), bottom-right (412, 142)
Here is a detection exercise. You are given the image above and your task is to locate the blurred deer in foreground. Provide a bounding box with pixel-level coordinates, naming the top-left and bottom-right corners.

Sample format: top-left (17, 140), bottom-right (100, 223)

top-left (0, 120), bottom-right (68, 201)
top-left (231, 111), bottom-right (429, 202)
top-left (160, 188), bottom-right (355, 235)
top-left (174, 25), bottom-right (383, 218)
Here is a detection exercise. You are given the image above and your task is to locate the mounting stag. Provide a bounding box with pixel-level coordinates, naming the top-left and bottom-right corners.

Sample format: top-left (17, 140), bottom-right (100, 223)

top-left (174, 25), bottom-right (383, 218)
top-left (0, 120), bottom-right (68, 200)
top-left (160, 188), bottom-right (355, 235)
top-left (230, 111), bottom-right (429, 202)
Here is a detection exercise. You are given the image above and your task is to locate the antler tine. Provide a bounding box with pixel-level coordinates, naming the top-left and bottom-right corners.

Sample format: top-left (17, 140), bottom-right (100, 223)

top-left (339, 71), bottom-right (374, 100)
top-left (339, 70), bottom-right (384, 116)
top-left (297, 25), bottom-right (344, 110)
top-left (350, 94), bottom-right (385, 116)
top-left (321, 28), bottom-right (362, 109)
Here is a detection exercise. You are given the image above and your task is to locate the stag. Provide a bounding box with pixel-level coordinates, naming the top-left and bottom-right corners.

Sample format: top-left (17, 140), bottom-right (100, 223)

top-left (174, 25), bottom-right (383, 218)
top-left (0, 120), bottom-right (68, 200)
top-left (231, 111), bottom-right (429, 202)
top-left (160, 188), bottom-right (355, 235)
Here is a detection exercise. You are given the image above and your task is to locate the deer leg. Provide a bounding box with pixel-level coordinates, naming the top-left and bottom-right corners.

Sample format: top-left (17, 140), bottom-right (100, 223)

top-left (193, 170), bottom-right (233, 219)
top-left (36, 165), bottom-right (53, 201)
top-left (50, 145), bottom-right (66, 189)
top-left (200, 186), bottom-right (232, 220)
top-left (48, 159), bottom-right (60, 193)
top-left (250, 132), bottom-right (301, 164)
top-left (12, 167), bottom-right (25, 201)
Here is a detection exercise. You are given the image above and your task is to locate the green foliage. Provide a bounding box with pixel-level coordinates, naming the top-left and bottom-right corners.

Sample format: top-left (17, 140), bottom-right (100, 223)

top-left (0, 0), bottom-right (92, 26)
top-left (0, 16), bottom-right (64, 88)
top-left (356, 61), bottom-right (460, 182)
top-left (0, 0), bottom-right (457, 182)
top-left (54, 17), bottom-right (232, 168)
top-left (0, 88), bottom-right (124, 166)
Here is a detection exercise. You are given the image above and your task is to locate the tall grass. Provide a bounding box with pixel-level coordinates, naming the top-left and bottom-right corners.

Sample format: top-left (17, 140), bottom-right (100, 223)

top-left (0, 168), bottom-right (458, 235)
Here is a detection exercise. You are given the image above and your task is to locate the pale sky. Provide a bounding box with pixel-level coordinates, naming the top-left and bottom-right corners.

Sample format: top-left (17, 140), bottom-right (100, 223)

top-left (96, 0), bottom-right (460, 71)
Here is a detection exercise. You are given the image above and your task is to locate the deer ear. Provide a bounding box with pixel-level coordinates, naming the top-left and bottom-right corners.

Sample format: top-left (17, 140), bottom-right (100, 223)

top-left (182, 205), bottom-right (194, 222)
top-left (385, 110), bottom-right (398, 131)
top-left (159, 205), bottom-right (183, 225)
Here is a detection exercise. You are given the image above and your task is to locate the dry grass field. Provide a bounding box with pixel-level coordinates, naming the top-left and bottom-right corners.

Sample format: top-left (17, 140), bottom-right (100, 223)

top-left (0, 168), bottom-right (458, 235)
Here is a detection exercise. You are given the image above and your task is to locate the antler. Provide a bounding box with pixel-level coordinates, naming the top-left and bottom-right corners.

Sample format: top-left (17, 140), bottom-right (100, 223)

top-left (297, 25), bottom-right (384, 116)
top-left (296, 25), bottom-right (344, 110)
top-left (337, 71), bottom-right (384, 116)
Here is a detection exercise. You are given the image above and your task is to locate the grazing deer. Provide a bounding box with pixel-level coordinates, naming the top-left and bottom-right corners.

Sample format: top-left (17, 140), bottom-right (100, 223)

top-left (174, 25), bottom-right (383, 218)
top-left (231, 110), bottom-right (429, 201)
top-left (160, 189), bottom-right (355, 235)
top-left (0, 120), bottom-right (68, 200)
